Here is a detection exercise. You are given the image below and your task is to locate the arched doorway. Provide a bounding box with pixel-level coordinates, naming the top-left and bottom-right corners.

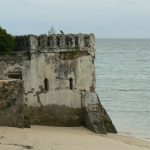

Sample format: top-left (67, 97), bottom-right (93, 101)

top-left (69, 78), bottom-right (73, 90)
top-left (44, 78), bottom-right (49, 91)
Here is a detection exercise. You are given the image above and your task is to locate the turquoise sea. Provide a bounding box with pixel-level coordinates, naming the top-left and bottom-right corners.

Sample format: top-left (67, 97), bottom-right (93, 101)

top-left (95, 39), bottom-right (150, 141)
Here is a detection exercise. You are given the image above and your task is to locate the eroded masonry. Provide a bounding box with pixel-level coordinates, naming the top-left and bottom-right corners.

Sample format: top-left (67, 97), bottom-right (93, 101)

top-left (0, 33), bottom-right (117, 134)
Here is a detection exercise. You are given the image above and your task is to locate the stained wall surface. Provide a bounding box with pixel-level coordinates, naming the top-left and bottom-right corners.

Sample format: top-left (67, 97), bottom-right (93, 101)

top-left (0, 80), bottom-right (24, 127)
top-left (0, 33), bottom-right (117, 133)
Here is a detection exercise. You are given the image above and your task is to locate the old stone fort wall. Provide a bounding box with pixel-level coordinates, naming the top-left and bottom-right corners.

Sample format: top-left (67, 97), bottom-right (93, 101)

top-left (0, 33), bottom-right (117, 134)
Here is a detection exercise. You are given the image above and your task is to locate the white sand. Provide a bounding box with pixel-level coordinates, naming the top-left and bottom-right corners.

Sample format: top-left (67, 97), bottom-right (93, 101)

top-left (0, 126), bottom-right (149, 150)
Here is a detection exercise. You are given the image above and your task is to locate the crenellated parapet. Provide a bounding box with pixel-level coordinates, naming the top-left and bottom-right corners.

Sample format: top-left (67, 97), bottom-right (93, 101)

top-left (15, 34), bottom-right (95, 52)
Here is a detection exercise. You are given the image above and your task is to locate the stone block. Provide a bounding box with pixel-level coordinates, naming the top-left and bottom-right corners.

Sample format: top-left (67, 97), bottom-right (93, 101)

top-left (81, 91), bottom-right (117, 134)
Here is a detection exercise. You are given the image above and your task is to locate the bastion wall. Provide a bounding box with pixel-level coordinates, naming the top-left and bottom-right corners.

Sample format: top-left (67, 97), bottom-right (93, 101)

top-left (0, 33), bottom-right (117, 134)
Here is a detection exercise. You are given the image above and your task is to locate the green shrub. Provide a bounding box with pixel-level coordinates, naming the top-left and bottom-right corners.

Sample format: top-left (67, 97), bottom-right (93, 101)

top-left (0, 26), bottom-right (15, 52)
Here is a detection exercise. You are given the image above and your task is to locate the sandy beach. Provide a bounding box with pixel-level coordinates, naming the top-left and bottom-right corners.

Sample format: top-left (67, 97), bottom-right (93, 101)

top-left (0, 126), bottom-right (149, 150)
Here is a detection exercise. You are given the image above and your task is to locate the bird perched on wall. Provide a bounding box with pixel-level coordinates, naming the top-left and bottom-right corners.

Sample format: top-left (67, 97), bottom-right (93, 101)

top-left (60, 30), bottom-right (64, 34)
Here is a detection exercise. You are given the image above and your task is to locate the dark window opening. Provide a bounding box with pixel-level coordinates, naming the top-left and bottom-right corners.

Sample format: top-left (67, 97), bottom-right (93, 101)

top-left (8, 71), bottom-right (22, 80)
top-left (44, 78), bottom-right (49, 91)
top-left (75, 37), bottom-right (78, 47)
top-left (38, 38), bottom-right (41, 47)
top-left (65, 37), bottom-right (73, 47)
top-left (57, 37), bottom-right (60, 46)
top-left (84, 36), bottom-right (89, 47)
top-left (47, 37), bottom-right (53, 47)
top-left (69, 78), bottom-right (73, 90)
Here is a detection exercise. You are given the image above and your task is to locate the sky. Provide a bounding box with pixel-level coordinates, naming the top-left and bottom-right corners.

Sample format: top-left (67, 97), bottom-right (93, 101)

top-left (0, 0), bottom-right (150, 38)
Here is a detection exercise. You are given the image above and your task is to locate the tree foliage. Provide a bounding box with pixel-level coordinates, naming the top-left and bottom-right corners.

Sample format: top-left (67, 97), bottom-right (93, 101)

top-left (0, 26), bottom-right (15, 52)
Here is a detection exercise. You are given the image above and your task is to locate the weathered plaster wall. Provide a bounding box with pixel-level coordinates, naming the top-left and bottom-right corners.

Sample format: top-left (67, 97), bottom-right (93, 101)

top-left (0, 80), bottom-right (24, 127)
top-left (25, 90), bottom-right (83, 126)
top-left (24, 52), bottom-right (95, 92)
top-left (15, 34), bottom-right (95, 53)
top-left (0, 33), bottom-right (117, 134)
top-left (23, 51), bottom-right (95, 126)
top-left (0, 53), bottom-right (28, 80)
top-left (0, 45), bottom-right (95, 126)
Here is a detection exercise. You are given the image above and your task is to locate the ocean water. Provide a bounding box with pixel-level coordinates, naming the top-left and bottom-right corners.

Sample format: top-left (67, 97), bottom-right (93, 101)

top-left (95, 39), bottom-right (150, 141)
